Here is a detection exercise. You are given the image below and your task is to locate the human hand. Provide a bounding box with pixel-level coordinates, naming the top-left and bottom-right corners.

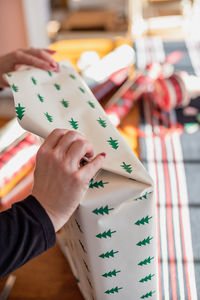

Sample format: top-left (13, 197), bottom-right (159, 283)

top-left (0, 48), bottom-right (59, 88)
top-left (32, 129), bottom-right (106, 232)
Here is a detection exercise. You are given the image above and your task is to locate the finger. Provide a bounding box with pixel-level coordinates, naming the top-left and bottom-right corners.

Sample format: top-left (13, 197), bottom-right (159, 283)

top-left (14, 51), bottom-right (55, 71)
top-left (79, 153), bottom-right (106, 181)
top-left (54, 131), bottom-right (85, 155)
top-left (27, 48), bottom-right (58, 70)
top-left (43, 49), bottom-right (57, 54)
top-left (65, 139), bottom-right (94, 170)
top-left (43, 129), bottom-right (68, 149)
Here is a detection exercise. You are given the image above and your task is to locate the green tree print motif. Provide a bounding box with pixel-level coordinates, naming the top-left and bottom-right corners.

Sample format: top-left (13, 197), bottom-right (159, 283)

top-left (135, 192), bottom-right (152, 201)
top-left (79, 240), bottom-right (87, 253)
top-left (89, 179), bottom-right (108, 189)
top-left (140, 291), bottom-right (155, 299)
top-left (75, 277), bottom-right (80, 283)
top-left (44, 112), bottom-right (53, 122)
top-left (7, 73), bottom-right (12, 77)
top-left (107, 137), bottom-right (119, 150)
top-left (69, 118), bottom-right (78, 130)
top-left (96, 229), bottom-right (116, 239)
top-left (121, 162), bottom-right (132, 174)
top-left (37, 94), bottom-right (44, 103)
top-left (15, 103), bottom-right (25, 120)
top-left (102, 269), bottom-right (121, 278)
top-left (47, 70), bottom-right (52, 76)
top-left (88, 101), bottom-right (95, 108)
top-left (61, 99), bottom-right (69, 108)
top-left (69, 74), bottom-right (76, 79)
top-left (105, 287), bottom-right (123, 294)
top-left (135, 215), bottom-right (153, 226)
top-left (137, 236), bottom-right (153, 247)
top-left (75, 219), bottom-right (83, 233)
top-left (54, 83), bottom-right (61, 90)
top-left (92, 205), bottom-right (114, 216)
top-left (139, 274), bottom-right (155, 283)
top-left (31, 77), bottom-right (37, 85)
top-left (79, 87), bottom-right (85, 93)
top-left (97, 117), bottom-right (107, 128)
top-left (11, 84), bottom-right (19, 92)
top-left (99, 250), bottom-right (119, 259)
top-left (138, 256), bottom-right (154, 266)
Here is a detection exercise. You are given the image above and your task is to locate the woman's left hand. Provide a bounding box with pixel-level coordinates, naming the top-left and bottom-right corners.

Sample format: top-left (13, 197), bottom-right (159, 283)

top-left (0, 48), bottom-right (59, 88)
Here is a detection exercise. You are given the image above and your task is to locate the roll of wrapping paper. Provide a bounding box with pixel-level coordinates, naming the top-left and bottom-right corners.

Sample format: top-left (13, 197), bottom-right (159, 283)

top-left (104, 72), bottom-right (146, 127)
top-left (92, 67), bottom-right (131, 105)
top-left (104, 69), bottom-right (200, 125)
top-left (0, 133), bottom-right (40, 198)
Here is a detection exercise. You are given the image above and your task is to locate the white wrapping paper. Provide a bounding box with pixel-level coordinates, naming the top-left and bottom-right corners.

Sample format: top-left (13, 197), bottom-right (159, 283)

top-left (5, 61), bottom-right (158, 300)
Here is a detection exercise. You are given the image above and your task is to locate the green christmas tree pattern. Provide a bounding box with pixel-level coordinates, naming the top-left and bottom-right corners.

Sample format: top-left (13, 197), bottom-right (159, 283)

top-left (69, 118), bottom-right (78, 130)
top-left (31, 76), bottom-right (37, 85)
top-left (79, 240), bottom-right (87, 253)
top-left (61, 99), bottom-right (69, 108)
top-left (105, 287), bottom-right (123, 294)
top-left (99, 250), bottom-right (119, 259)
top-left (11, 84), bottom-right (19, 92)
top-left (92, 205), bottom-right (114, 216)
top-left (75, 219), bottom-right (83, 233)
top-left (89, 179), bottom-right (108, 189)
top-left (88, 101), bottom-right (95, 108)
top-left (135, 215), bottom-right (152, 226)
top-left (15, 103), bottom-right (25, 120)
top-left (135, 192), bottom-right (152, 201)
top-left (7, 73), bottom-right (12, 77)
top-left (79, 87), bottom-right (85, 93)
top-left (102, 269), bottom-right (121, 278)
top-left (140, 291), bottom-right (155, 299)
top-left (97, 117), bottom-right (107, 128)
top-left (47, 70), bottom-right (52, 77)
top-left (138, 256), bottom-right (154, 266)
top-left (96, 229), bottom-right (116, 239)
top-left (137, 236), bottom-right (153, 247)
top-left (69, 74), bottom-right (76, 79)
top-left (139, 273), bottom-right (155, 283)
top-left (107, 137), bottom-right (119, 150)
top-left (54, 83), bottom-right (61, 90)
top-left (75, 277), bottom-right (80, 283)
top-left (121, 162), bottom-right (132, 174)
top-left (83, 259), bottom-right (90, 272)
top-left (44, 112), bottom-right (53, 122)
top-left (37, 94), bottom-right (44, 103)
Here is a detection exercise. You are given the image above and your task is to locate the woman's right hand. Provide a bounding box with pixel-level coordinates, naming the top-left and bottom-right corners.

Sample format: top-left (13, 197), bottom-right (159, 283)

top-left (32, 129), bottom-right (106, 232)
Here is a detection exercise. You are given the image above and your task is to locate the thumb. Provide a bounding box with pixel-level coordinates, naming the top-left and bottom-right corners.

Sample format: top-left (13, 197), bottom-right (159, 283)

top-left (79, 153), bottom-right (106, 182)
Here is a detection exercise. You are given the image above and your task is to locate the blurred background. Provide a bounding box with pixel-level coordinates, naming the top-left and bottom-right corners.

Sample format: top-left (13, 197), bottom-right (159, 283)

top-left (1, 1), bottom-right (200, 299)
top-left (0, 0), bottom-right (199, 55)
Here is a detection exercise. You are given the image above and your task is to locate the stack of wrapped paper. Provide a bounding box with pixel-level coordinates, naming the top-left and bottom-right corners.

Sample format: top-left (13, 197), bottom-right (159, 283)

top-left (5, 61), bottom-right (157, 300)
top-left (0, 119), bottom-right (40, 205)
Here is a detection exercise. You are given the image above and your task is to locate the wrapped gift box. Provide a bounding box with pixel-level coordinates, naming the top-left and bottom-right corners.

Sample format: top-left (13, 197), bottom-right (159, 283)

top-left (5, 61), bottom-right (157, 300)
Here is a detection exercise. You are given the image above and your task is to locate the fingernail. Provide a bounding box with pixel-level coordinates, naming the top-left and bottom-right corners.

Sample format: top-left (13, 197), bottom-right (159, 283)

top-left (100, 152), bottom-right (106, 158)
top-left (51, 61), bottom-right (57, 67)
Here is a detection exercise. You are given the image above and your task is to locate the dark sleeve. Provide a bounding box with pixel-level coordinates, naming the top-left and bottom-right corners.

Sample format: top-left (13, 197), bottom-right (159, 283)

top-left (0, 195), bottom-right (56, 279)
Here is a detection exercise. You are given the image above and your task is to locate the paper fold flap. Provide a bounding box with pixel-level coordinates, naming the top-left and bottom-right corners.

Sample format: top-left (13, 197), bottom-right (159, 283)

top-left (5, 60), bottom-right (152, 186)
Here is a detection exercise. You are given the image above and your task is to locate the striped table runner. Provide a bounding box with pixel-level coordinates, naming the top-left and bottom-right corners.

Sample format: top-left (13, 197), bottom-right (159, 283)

top-left (135, 37), bottom-right (200, 300)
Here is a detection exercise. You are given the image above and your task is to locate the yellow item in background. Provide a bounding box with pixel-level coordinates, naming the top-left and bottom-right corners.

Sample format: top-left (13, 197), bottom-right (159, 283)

top-left (50, 38), bottom-right (132, 67)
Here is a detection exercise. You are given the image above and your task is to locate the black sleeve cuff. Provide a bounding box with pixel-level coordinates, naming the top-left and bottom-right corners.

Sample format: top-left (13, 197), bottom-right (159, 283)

top-left (17, 195), bottom-right (56, 249)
